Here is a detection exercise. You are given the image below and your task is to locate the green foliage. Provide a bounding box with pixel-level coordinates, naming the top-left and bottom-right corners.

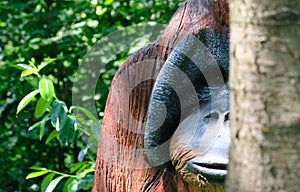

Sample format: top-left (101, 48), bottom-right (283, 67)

top-left (39, 78), bottom-right (55, 102)
top-left (0, 0), bottom-right (184, 191)
top-left (16, 89), bottom-right (40, 115)
top-left (15, 57), bottom-right (97, 191)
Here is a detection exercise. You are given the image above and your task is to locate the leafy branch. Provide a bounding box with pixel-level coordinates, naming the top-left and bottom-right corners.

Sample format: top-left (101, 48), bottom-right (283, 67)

top-left (16, 58), bottom-right (99, 191)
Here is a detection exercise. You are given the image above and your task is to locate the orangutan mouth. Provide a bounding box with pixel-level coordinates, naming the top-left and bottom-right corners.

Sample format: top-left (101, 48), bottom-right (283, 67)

top-left (187, 161), bottom-right (228, 183)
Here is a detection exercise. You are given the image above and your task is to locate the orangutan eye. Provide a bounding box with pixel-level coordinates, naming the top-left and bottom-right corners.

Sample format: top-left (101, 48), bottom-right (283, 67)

top-left (204, 112), bottom-right (219, 120)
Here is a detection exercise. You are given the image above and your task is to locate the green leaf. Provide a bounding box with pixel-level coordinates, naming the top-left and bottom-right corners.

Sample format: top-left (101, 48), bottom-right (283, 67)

top-left (76, 169), bottom-right (94, 178)
top-left (45, 176), bottom-right (65, 192)
top-left (16, 90), bottom-right (39, 114)
top-left (59, 115), bottom-right (76, 146)
top-left (39, 78), bottom-right (55, 101)
top-left (50, 101), bottom-right (75, 146)
top-left (50, 100), bottom-right (68, 128)
top-left (63, 177), bottom-right (74, 192)
top-left (28, 121), bottom-right (42, 131)
top-left (26, 170), bottom-right (49, 179)
top-left (45, 130), bottom-right (59, 144)
top-left (17, 63), bottom-right (38, 76)
top-left (40, 121), bottom-right (45, 141)
top-left (21, 69), bottom-right (35, 77)
top-left (17, 64), bottom-right (36, 71)
top-left (70, 106), bottom-right (100, 125)
top-left (28, 58), bottom-right (37, 69)
top-left (70, 162), bottom-right (85, 174)
top-left (38, 58), bottom-right (56, 71)
top-left (35, 97), bottom-right (52, 118)
top-left (41, 173), bottom-right (56, 192)
top-left (29, 166), bottom-right (47, 171)
top-left (68, 175), bottom-right (94, 191)
top-left (40, 114), bottom-right (50, 139)
top-left (104, 0), bottom-right (114, 6)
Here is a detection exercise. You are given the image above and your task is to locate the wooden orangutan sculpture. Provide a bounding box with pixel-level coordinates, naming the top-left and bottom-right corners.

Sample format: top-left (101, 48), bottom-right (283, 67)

top-left (92, 0), bottom-right (229, 191)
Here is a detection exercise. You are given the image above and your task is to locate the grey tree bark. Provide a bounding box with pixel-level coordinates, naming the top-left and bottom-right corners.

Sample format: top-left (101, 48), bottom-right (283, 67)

top-left (227, 0), bottom-right (300, 191)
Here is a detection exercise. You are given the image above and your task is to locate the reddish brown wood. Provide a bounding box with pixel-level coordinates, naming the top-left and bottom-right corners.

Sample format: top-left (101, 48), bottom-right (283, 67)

top-left (92, 1), bottom-right (229, 191)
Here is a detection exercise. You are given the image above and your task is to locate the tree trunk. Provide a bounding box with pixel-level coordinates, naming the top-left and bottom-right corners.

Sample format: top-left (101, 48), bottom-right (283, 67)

top-left (227, 1), bottom-right (300, 191)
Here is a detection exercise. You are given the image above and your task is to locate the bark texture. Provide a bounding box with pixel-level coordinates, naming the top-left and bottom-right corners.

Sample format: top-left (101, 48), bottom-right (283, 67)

top-left (227, 1), bottom-right (300, 191)
top-left (92, 0), bottom-right (229, 191)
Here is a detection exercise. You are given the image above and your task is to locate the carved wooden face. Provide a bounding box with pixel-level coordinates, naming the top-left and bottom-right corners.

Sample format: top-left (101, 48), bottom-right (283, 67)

top-left (169, 87), bottom-right (230, 186)
top-left (144, 31), bottom-right (230, 188)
